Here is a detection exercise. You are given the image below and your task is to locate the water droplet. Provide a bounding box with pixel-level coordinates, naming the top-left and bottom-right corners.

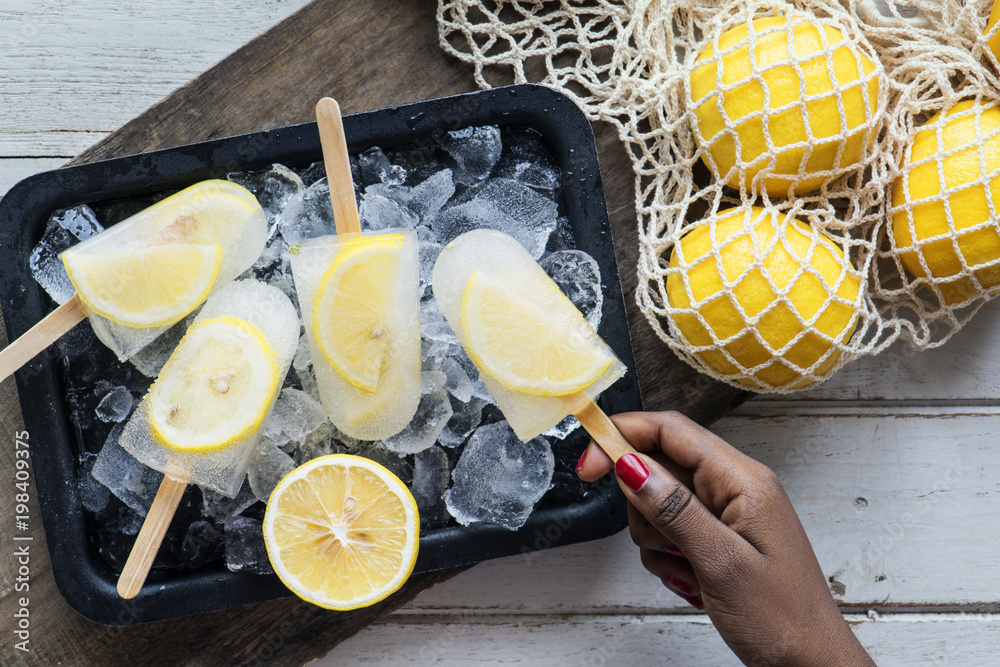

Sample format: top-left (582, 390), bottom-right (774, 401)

top-left (407, 112), bottom-right (426, 129)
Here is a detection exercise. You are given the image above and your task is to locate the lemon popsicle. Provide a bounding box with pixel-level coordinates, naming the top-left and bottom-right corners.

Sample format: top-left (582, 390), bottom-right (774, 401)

top-left (290, 229), bottom-right (422, 440)
top-left (286, 97), bottom-right (421, 440)
top-left (116, 279), bottom-right (297, 599)
top-left (432, 229), bottom-right (631, 453)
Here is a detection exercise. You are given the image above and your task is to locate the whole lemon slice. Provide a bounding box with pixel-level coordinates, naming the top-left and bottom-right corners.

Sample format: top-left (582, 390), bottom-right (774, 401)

top-left (263, 454), bottom-right (419, 611)
top-left (148, 316), bottom-right (280, 453)
top-left (460, 269), bottom-right (614, 397)
top-left (313, 234), bottom-right (406, 393)
top-left (65, 243), bottom-right (221, 328)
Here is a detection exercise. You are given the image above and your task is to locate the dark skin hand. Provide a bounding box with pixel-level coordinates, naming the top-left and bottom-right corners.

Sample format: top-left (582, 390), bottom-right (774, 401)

top-left (576, 411), bottom-right (875, 667)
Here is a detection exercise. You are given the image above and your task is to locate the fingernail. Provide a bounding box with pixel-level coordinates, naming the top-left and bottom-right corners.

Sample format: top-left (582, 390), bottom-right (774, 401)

top-left (664, 577), bottom-right (696, 598)
top-left (680, 592), bottom-right (704, 610)
top-left (575, 448), bottom-right (588, 474)
top-left (615, 453), bottom-right (649, 492)
top-left (664, 545), bottom-right (685, 558)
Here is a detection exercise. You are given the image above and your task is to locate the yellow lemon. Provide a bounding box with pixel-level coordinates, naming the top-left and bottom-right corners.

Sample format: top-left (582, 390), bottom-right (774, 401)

top-left (666, 206), bottom-right (861, 390)
top-left (461, 269), bottom-right (615, 397)
top-left (313, 234), bottom-right (407, 393)
top-left (65, 243), bottom-right (220, 328)
top-left (986, 1), bottom-right (1000, 62)
top-left (263, 454), bottom-right (419, 611)
top-left (689, 15), bottom-right (880, 196)
top-left (890, 99), bottom-right (1000, 305)
top-left (148, 316), bottom-right (280, 453)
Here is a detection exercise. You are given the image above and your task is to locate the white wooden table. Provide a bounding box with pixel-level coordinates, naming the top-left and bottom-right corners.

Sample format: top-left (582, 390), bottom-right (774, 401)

top-left (4, 2), bottom-right (999, 664)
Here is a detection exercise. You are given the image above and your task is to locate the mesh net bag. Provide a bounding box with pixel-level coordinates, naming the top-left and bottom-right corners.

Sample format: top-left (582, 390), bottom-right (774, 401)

top-left (438, 0), bottom-right (1000, 392)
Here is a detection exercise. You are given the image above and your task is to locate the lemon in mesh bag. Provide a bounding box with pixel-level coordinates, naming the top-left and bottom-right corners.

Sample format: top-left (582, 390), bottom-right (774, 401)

top-left (688, 15), bottom-right (881, 196)
top-left (890, 99), bottom-right (1000, 306)
top-left (666, 206), bottom-right (861, 391)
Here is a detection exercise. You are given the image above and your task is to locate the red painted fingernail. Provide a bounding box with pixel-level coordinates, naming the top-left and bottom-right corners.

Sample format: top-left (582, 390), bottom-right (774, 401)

top-left (664, 545), bottom-right (685, 558)
top-left (575, 448), bottom-right (588, 474)
top-left (680, 592), bottom-right (704, 610)
top-left (615, 453), bottom-right (649, 492)
top-left (664, 577), bottom-right (695, 597)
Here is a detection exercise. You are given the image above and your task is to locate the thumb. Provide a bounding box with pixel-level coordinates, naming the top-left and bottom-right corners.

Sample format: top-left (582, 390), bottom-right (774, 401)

top-left (615, 452), bottom-right (747, 567)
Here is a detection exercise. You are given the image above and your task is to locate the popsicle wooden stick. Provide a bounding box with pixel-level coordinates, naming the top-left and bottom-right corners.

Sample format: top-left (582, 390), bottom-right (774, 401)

top-left (117, 474), bottom-right (188, 599)
top-left (0, 293), bottom-right (86, 382)
top-left (315, 97), bottom-right (362, 237)
top-left (571, 397), bottom-right (636, 462)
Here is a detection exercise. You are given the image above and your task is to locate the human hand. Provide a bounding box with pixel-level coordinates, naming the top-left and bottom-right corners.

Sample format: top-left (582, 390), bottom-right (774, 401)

top-left (576, 411), bottom-right (874, 667)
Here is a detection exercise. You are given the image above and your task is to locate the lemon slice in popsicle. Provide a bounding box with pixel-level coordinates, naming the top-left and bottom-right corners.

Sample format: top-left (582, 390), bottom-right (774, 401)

top-left (263, 454), bottom-right (419, 611)
top-left (461, 269), bottom-right (615, 397)
top-left (312, 234), bottom-right (407, 393)
top-left (65, 243), bottom-right (221, 328)
top-left (148, 316), bottom-right (280, 453)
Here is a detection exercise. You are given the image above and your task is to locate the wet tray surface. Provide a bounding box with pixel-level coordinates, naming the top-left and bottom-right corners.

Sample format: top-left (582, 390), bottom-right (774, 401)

top-left (0, 85), bottom-right (642, 625)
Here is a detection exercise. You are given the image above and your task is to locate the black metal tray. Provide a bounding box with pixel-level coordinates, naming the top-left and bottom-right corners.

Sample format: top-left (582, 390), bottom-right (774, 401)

top-left (0, 84), bottom-right (642, 626)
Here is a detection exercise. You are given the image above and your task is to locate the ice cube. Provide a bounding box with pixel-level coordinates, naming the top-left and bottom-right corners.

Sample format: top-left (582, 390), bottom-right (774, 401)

top-left (380, 387), bottom-right (452, 455)
top-left (93, 426), bottom-right (163, 516)
top-left (224, 516), bottom-right (273, 575)
top-left (412, 446), bottom-right (450, 531)
top-left (546, 215), bottom-right (577, 253)
top-left (418, 240), bottom-right (443, 295)
top-left (29, 205), bottom-right (104, 304)
top-left (422, 370), bottom-right (448, 394)
top-left (540, 250), bottom-right (603, 329)
top-left (299, 161), bottom-right (327, 187)
top-left (129, 313), bottom-right (193, 377)
top-left (359, 192), bottom-right (418, 231)
top-left (354, 443), bottom-right (414, 485)
top-left (201, 480), bottom-right (258, 525)
top-left (94, 385), bottom-right (134, 423)
top-left (443, 126), bottom-right (502, 185)
top-left (408, 168), bottom-right (455, 222)
top-left (181, 519), bottom-right (225, 568)
top-left (359, 147), bottom-right (406, 186)
top-left (542, 415), bottom-right (581, 440)
top-left (78, 451), bottom-right (110, 513)
top-left (434, 178), bottom-right (557, 258)
top-left (262, 388), bottom-right (329, 449)
top-left (441, 357), bottom-right (473, 402)
top-left (494, 127), bottom-right (562, 199)
top-left (247, 438), bottom-right (297, 503)
top-left (289, 421), bottom-right (353, 465)
top-left (444, 421), bottom-right (554, 530)
top-left (277, 178), bottom-right (337, 245)
top-left (228, 164), bottom-right (304, 226)
top-left (438, 395), bottom-right (486, 448)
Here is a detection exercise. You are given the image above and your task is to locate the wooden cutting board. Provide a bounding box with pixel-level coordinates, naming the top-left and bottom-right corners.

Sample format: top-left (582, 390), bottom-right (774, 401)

top-left (0, 0), bottom-right (746, 664)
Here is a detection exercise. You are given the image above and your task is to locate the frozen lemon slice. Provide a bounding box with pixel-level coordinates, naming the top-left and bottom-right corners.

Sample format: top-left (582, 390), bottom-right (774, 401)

top-left (65, 243), bottom-right (221, 327)
top-left (146, 185), bottom-right (260, 249)
top-left (313, 234), bottom-right (406, 393)
top-left (148, 316), bottom-right (280, 453)
top-left (461, 270), bottom-right (615, 397)
top-left (263, 454), bottom-right (419, 611)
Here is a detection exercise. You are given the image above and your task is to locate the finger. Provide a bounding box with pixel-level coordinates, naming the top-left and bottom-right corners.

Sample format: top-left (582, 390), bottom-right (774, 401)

top-left (577, 437), bottom-right (696, 486)
top-left (615, 451), bottom-right (753, 567)
top-left (611, 411), bottom-right (748, 471)
top-left (575, 440), bottom-right (612, 482)
top-left (639, 548), bottom-right (700, 595)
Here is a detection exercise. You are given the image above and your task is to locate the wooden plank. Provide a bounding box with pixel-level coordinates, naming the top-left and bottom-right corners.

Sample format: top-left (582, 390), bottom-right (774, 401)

top-left (0, 0), bottom-right (745, 665)
top-left (325, 612), bottom-right (1000, 666)
top-left (0, 1), bottom-right (311, 139)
